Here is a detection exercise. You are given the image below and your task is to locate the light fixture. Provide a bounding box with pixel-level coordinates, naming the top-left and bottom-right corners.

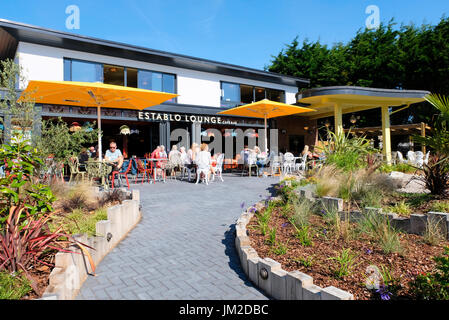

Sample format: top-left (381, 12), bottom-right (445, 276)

top-left (119, 125), bottom-right (131, 135)
top-left (303, 125), bottom-right (309, 131)
top-left (350, 114), bottom-right (357, 124)
top-left (69, 122), bottom-right (81, 132)
top-left (324, 119), bottom-right (331, 128)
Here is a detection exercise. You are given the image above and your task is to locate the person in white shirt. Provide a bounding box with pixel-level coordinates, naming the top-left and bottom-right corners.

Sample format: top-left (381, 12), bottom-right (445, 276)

top-left (168, 145), bottom-right (181, 160)
top-left (196, 143), bottom-right (212, 182)
top-left (104, 142), bottom-right (123, 172)
top-left (159, 145), bottom-right (168, 158)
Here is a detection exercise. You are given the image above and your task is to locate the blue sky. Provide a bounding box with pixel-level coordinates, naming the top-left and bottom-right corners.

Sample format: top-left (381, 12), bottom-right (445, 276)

top-left (0, 0), bottom-right (448, 70)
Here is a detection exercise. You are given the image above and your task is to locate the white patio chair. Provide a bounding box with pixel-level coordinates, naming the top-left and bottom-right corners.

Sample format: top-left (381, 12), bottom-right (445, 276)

top-left (396, 151), bottom-right (406, 164)
top-left (212, 153), bottom-right (224, 182)
top-left (407, 151), bottom-right (417, 166)
top-left (195, 153), bottom-right (211, 185)
top-left (415, 151), bottom-right (424, 168)
top-left (271, 155), bottom-right (282, 176)
top-left (247, 152), bottom-right (259, 177)
top-left (295, 153), bottom-right (308, 172)
top-left (282, 152), bottom-right (295, 174)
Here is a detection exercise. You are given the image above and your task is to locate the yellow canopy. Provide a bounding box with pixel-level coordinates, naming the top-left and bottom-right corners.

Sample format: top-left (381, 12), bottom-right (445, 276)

top-left (18, 80), bottom-right (178, 109)
top-left (217, 99), bottom-right (314, 118)
top-left (218, 99), bottom-right (314, 153)
top-left (18, 80), bottom-right (178, 162)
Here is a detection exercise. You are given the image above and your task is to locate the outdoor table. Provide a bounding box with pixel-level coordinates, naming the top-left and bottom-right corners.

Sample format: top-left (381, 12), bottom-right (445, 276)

top-left (86, 160), bottom-right (113, 189)
top-left (145, 158), bottom-right (168, 183)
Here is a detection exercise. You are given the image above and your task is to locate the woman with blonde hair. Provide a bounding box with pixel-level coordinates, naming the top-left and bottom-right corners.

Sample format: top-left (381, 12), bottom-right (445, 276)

top-left (195, 143), bottom-right (212, 184)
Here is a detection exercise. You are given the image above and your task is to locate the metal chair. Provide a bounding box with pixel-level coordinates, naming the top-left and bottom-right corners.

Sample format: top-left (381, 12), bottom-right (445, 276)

top-left (111, 158), bottom-right (133, 189)
top-left (212, 153), bottom-right (225, 182)
top-left (282, 152), bottom-right (295, 174)
top-left (295, 153), bottom-right (308, 172)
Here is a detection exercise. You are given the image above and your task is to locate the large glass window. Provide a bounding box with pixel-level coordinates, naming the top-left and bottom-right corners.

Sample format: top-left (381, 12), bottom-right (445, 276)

top-left (221, 82), bottom-right (240, 107)
top-left (221, 81), bottom-right (285, 107)
top-left (126, 68), bottom-right (138, 88)
top-left (138, 70), bottom-right (152, 90)
top-left (162, 74), bottom-right (175, 93)
top-left (70, 60), bottom-right (103, 82)
top-left (255, 87), bottom-right (266, 101)
top-left (266, 88), bottom-right (285, 102)
top-left (240, 85), bottom-right (253, 104)
top-left (151, 72), bottom-right (163, 92)
top-left (104, 64), bottom-right (124, 86)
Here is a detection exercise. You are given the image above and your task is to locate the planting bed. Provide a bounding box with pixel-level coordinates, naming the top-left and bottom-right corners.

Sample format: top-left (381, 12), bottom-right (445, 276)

top-left (19, 187), bottom-right (130, 300)
top-left (247, 203), bottom-right (449, 300)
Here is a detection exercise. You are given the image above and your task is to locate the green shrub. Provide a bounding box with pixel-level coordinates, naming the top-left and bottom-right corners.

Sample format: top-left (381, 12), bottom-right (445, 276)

top-left (266, 227), bottom-right (277, 246)
top-left (272, 241), bottom-right (289, 255)
top-left (385, 200), bottom-right (412, 216)
top-left (378, 163), bottom-right (416, 174)
top-left (328, 248), bottom-right (359, 278)
top-left (410, 247), bottom-right (449, 300)
top-left (293, 255), bottom-right (315, 268)
top-left (290, 198), bottom-right (313, 227)
top-left (423, 218), bottom-right (446, 245)
top-left (357, 211), bottom-right (402, 254)
top-left (52, 208), bottom-right (108, 236)
top-left (431, 201), bottom-right (449, 213)
top-left (0, 271), bottom-right (32, 300)
top-left (290, 222), bottom-right (313, 247)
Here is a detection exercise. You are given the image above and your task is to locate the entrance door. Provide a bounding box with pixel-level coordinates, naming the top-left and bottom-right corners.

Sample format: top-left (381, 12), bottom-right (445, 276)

top-left (288, 135), bottom-right (305, 155)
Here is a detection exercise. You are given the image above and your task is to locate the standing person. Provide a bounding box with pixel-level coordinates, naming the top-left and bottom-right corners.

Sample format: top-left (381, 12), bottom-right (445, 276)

top-left (79, 148), bottom-right (89, 171)
top-left (104, 142), bottom-right (124, 172)
top-left (179, 146), bottom-right (188, 163)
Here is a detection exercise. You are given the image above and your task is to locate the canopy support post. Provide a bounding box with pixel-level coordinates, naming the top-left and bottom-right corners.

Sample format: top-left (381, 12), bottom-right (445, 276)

top-left (334, 103), bottom-right (343, 136)
top-left (264, 115), bottom-right (268, 154)
top-left (97, 103), bottom-right (102, 162)
top-left (381, 105), bottom-right (392, 165)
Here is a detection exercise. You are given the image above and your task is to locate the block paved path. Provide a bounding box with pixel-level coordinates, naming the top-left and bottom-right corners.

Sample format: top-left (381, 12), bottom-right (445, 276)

top-left (77, 174), bottom-right (278, 300)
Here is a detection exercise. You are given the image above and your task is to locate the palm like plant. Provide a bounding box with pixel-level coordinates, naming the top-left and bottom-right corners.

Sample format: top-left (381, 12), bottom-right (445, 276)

top-left (414, 94), bottom-right (449, 196)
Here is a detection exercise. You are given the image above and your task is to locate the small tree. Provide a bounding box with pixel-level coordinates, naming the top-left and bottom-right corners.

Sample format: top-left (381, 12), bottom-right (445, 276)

top-left (35, 117), bottom-right (98, 163)
top-left (0, 59), bottom-right (39, 144)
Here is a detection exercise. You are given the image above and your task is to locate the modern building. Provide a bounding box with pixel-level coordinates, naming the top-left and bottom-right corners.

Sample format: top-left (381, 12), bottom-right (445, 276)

top-left (0, 19), bottom-right (314, 157)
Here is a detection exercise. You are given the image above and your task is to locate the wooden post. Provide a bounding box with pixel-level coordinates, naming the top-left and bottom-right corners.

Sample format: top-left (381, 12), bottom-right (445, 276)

top-left (334, 103), bottom-right (343, 136)
top-left (421, 122), bottom-right (426, 154)
top-left (381, 105), bottom-right (392, 165)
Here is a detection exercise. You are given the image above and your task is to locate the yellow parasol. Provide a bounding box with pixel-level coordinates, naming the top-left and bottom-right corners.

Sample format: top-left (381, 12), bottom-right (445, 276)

top-left (18, 80), bottom-right (178, 161)
top-left (218, 99), bottom-right (315, 153)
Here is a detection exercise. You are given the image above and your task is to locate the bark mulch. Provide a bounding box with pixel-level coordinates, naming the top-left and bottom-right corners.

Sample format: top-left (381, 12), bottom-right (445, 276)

top-left (247, 206), bottom-right (449, 300)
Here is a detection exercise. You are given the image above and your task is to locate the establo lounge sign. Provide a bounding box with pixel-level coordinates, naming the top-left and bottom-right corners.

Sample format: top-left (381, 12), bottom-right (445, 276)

top-left (138, 111), bottom-right (237, 125)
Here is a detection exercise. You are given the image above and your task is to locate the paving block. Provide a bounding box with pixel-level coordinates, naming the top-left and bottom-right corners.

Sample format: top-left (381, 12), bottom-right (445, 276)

top-left (302, 284), bottom-right (322, 300)
top-left (321, 197), bottom-right (343, 212)
top-left (428, 212), bottom-right (449, 239)
top-left (248, 257), bottom-right (261, 286)
top-left (391, 217), bottom-right (411, 233)
top-left (286, 270), bottom-right (313, 300)
top-left (271, 269), bottom-right (288, 300)
top-left (241, 247), bottom-right (258, 276)
top-left (257, 258), bottom-right (282, 297)
top-left (410, 214), bottom-right (427, 235)
top-left (132, 189), bottom-right (140, 202)
top-left (321, 286), bottom-right (354, 300)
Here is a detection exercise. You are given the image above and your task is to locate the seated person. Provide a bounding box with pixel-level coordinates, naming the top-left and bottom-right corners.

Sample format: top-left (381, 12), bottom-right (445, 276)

top-left (301, 145), bottom-right (314, 159)
top-left (196, 143), bottom-right (212, 181)
top-left (168, 145), bottom-right (181, 160)
top-left (79, 148), bottom-right (89, 171)
top-left (87, 146), bottom-right (97, 159)
top-left (104, 142), bottom-right (124, 172)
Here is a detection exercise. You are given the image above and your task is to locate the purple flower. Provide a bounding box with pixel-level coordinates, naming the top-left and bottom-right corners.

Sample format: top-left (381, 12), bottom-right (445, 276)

top-left (259, 194), bottom-right (263, 198)
top-left (240, 202), bottom-right (246, 209)
top-left (323, 228), bottom-right (327, 235)
top-left (376, 285), bottom-right (391, 301)
top-left (281, 223), bottom-right (289, 228)
top-left (365, 249), bottom-right (373, 255)
top-left (250, 207), bottom-right (256, 213)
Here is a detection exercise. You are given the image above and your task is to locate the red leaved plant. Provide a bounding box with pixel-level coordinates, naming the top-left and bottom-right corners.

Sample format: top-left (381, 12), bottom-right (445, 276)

top-left (0, 206), bottom-right (94, 295)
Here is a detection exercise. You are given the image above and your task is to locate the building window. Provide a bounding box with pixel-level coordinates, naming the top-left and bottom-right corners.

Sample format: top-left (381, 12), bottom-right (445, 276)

top-left (70, 59), bottom-right (103, 82)
top-left (104, 64), bottom-right (124, 86)
top-left (221, 81), bottom-right (285, 108)
top-left (64, 58), bottom-right (176, 101)
top-left (126, 68), bottom-right (138, 88)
